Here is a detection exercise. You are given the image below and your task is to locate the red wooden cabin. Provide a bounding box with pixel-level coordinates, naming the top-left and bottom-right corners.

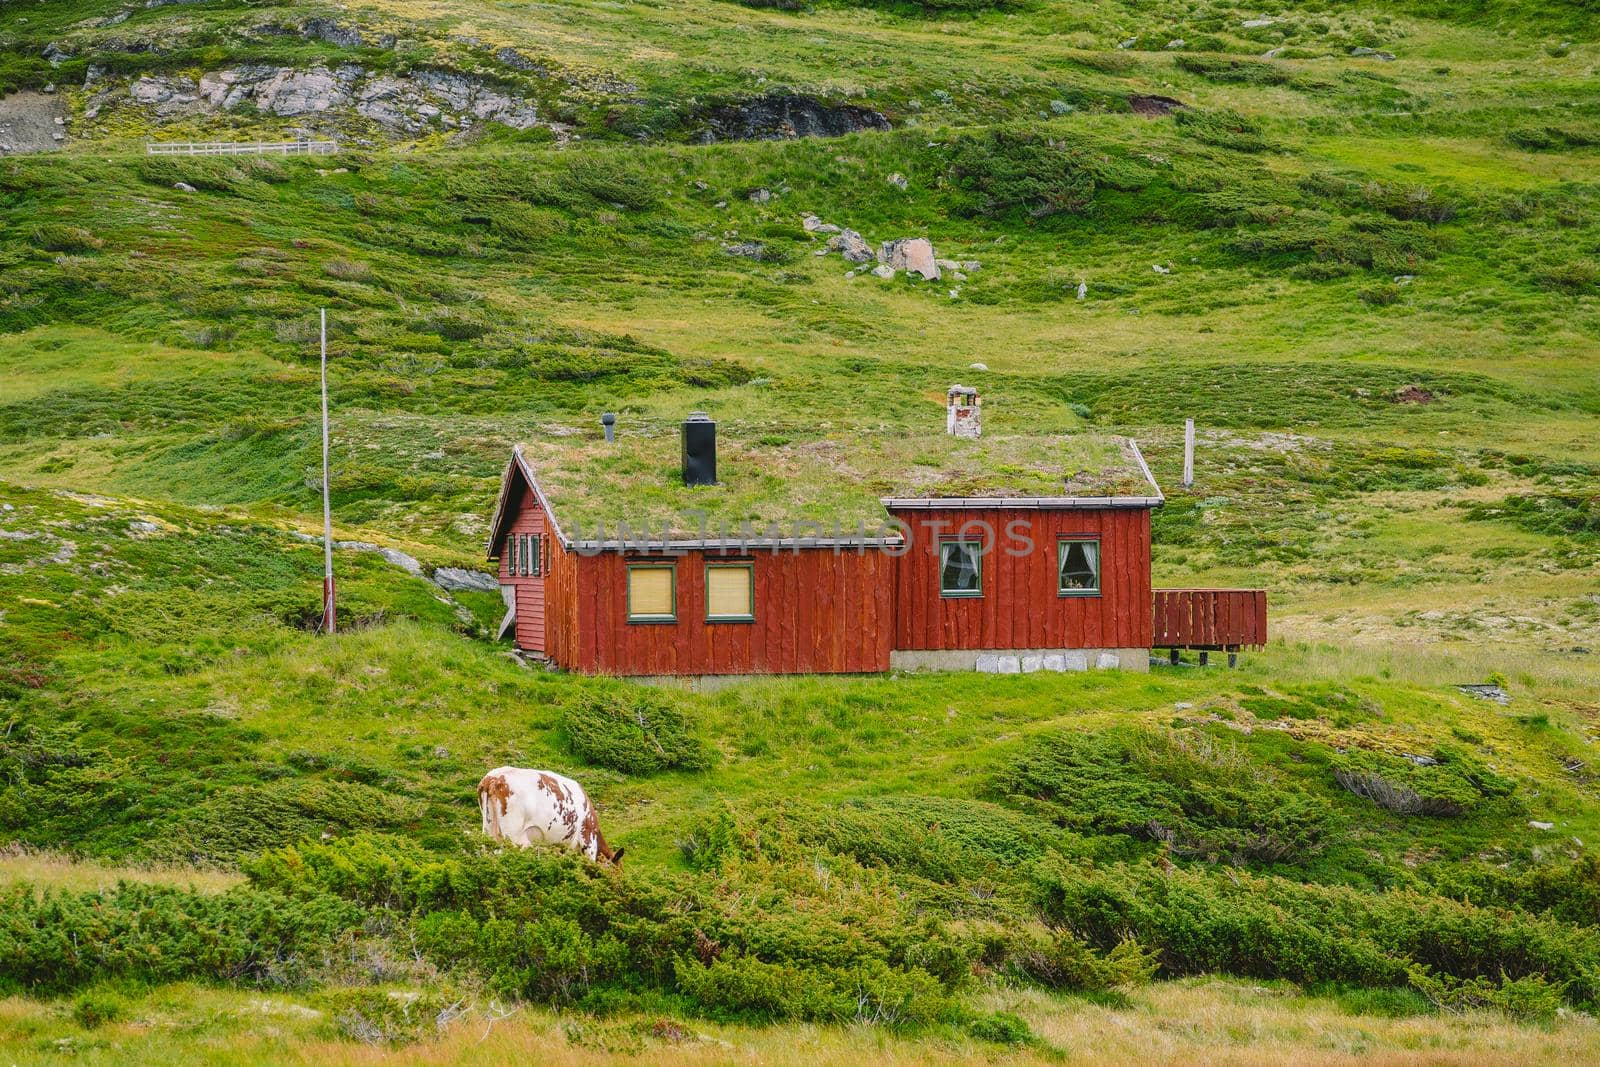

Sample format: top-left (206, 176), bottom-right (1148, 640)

top-left (488, 394), bottom-right (1265, 678)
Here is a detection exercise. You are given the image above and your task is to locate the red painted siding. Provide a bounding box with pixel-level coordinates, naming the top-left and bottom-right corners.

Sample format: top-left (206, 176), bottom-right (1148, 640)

top-left (561, 548), bottom-right (894, 676)
top-left (1153, 589), bottom-right (1267, 649)
top-left (888, 507), bottom-right (1153, 651)
top-left (497, 485), bottom-right (550, 654)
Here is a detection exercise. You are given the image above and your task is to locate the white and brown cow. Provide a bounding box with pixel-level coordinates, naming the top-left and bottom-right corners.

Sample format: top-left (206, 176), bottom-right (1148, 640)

top-left (477, 767), bottom-right (623, 865)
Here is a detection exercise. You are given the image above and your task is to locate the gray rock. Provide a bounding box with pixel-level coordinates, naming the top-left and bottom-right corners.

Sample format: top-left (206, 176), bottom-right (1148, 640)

top-left (1530, 820), bottom-right (1555, 831)
top-left (975, 653), bottom-right (1001, 673)
top-left (1050, 99), bottom-right (1074, 115)
top-left (694, 94), bottom-right (889, 144)
top-left (431, 566), bottom-right (499, 592)
top-left (1095, 652), bottom-right (1121, 670)
top-left (174, 182), bottom-right (196, 192)
top-left (1351, 47), bottom-right (1397, 61)
top-left (1241, 17), bottom-right (1278, 28)
top-left (1117, 38), bottom-right (1137, 49)
top-left (871, 264), bottom-right (896, 279)
top-left (996, 655), bottom-right (1022, 674)
top-left (749, 187), bottom-right (771, 203)
top-left (886, 172), bottom-right (908, 190)
top-left (1457, 683), bottom-right (1510, 705)
top-left (826, 228), bottom-right (873, 263)
top-left (1166, 39), bottom-right (1186, 50)
top-left (878, 237), bottom-right (939, 280)
top-left (495, 46), bottom-right (541, 72)
top-left (968, 362), bottom-right (988, 371)
top-left (301, 17), bottom-right (365, 49)
top-left (723, 241), bottom-right (773, 260)
top-left (1062, 651), bottom-right (1089, 671)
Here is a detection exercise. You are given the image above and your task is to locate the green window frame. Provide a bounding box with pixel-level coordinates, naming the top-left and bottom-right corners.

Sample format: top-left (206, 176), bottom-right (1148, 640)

top-left (626, 563), bottom-right (677, 623)
top-left (939, 539), bottom-right (983, 598)
top-left (704, 562), bottom-right (755, 623)
top-left (1057, 537), bottom-right (1101, 597)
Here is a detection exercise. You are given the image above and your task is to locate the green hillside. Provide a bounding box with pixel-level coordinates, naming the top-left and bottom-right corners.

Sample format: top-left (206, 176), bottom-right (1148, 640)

top-left (2, 0), bottom-right (1600, 1062)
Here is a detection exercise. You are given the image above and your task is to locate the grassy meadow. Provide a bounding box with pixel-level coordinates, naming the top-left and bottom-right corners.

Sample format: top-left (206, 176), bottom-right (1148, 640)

top-left (3, 0), bottom-right (1600, 1061)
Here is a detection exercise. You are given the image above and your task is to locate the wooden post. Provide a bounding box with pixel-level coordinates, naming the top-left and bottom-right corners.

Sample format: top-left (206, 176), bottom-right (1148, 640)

top-left (1199, 650), bottom-right (1209, 667)
top-left (1183, 419), bottom-right (1195, 488)
top-left (1228, 651), bottom-right (1238, 668)
top-left (320, 308), bottom-right (336, 635)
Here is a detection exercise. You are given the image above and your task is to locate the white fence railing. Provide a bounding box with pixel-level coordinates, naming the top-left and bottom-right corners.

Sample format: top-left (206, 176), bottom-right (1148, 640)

top-left (145, 140), bottom-right (339, 157)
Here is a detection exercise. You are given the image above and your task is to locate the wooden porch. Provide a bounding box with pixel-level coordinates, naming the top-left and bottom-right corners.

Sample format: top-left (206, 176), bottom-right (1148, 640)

top-left (1153, 588), bottom-right (1267, 666)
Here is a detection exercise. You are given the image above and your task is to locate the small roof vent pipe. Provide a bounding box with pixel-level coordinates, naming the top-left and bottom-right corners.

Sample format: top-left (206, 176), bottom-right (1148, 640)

top-left (601, 412), bottom-right (616, 443)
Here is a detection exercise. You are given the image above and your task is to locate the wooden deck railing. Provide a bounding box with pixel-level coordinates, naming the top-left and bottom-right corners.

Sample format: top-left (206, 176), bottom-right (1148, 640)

top-left (1153, 588), bottom-right (1267, 650)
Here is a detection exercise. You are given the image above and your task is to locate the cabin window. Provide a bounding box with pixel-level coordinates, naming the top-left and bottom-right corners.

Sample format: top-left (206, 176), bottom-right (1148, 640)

top-left (939, 540), bottom-right (983, 597)
top-left (705, 563), bottom-right (754, 622)
top-left (627, 564), bottom-right (676, 622)
top-left (1058, 538), bottom-right (1100, 596)
top-left (510, 534), bottom-right (542, 577)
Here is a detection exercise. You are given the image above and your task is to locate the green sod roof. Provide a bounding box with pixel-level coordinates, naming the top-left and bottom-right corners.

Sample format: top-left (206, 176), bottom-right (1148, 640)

top-left (517, 429), bottom-right (1160, 544)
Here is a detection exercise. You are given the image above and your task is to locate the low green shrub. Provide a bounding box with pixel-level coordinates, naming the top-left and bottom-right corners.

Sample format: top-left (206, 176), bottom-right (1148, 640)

top-left (944, 127), bottom-right (1097, 220)
top-left (1406, 966), bottom-right (1563, 1021)
top-left (1174, 109), bottom-right (1272, 153)
top-left (1331, 747), bottom-right (1516, 817)
top-left (965, 1010), bottom-right (1035, 1045)
top-left (980, 924), bottom-right (1157, 992)
top-left (0, 882), bottom-right (360, 995)
top-left (994, 727), bottom-right (1336, 864)
top-left (1507, 125), bottom-right (1600, 152)
top-left (1175, 56), bottom-right (1295, 86)
top-left (559, 688), bottom-right (713, 775)
top-left (1031, 857), bottom-right (1600, 1006)
top-left (247, 834), bottom-right (973, 1023)
top-left (71, 989), bottom-right (127, 1029)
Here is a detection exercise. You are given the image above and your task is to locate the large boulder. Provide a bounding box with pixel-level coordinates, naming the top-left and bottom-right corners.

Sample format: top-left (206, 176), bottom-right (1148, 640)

top-left (878, 238), bottom-right (940, 281)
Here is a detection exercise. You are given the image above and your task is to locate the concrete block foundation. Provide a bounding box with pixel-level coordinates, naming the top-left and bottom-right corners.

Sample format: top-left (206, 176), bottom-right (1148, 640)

top-left (890, 648), bottom-right (1150, 674)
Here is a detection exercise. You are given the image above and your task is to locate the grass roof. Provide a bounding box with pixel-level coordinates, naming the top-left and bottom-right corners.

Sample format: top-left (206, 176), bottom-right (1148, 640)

top-left (521, 430), bottom-right (1156, 541)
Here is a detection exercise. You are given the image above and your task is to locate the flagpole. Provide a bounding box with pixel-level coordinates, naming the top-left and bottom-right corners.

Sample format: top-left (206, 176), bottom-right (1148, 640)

top-left (320, 307), bottom-right (336, 635)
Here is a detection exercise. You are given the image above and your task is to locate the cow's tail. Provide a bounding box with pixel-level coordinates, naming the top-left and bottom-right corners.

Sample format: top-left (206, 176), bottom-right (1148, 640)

top-left (477, 772), bottom-right (504, 841)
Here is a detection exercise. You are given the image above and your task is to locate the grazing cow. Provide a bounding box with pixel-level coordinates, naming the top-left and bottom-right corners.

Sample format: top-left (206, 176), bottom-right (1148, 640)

top-left (477, 766), bottom-right (623, 865)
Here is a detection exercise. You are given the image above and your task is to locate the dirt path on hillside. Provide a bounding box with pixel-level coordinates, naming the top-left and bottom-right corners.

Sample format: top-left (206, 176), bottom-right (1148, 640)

top-left (0, 91), bottom-right (67, 155)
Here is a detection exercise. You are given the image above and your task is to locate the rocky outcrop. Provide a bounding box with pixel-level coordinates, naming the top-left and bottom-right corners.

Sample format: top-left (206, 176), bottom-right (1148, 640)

top-left (826, 229), bottom-right (874, 264)
top-left (104, 64), bottom-right (540, 135)
top-left (694, 94), bottom-right (889, 143)
top-left (432, 567), bottom-right (500, 593)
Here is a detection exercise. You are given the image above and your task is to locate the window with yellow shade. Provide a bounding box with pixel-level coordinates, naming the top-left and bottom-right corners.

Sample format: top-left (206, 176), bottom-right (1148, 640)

top-left (626, 564), bottom-right (676, 622)
top-left (705, 563), bottom-right (754, 622)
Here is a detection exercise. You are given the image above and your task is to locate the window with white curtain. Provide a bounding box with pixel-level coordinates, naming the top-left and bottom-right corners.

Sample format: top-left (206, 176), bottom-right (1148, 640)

top-left (1058, 538), bottom-right (1100, 595)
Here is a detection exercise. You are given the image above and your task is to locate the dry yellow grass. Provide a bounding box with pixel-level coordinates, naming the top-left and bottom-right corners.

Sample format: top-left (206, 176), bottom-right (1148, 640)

top-left (0, 846), bottom-right (243, 895)
top-left (2, 980), bottom-right (1592, 1066)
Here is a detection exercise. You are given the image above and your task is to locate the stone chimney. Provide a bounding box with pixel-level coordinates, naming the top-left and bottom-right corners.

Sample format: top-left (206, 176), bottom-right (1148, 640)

top-left (946, 385), bottom-right (981, 439)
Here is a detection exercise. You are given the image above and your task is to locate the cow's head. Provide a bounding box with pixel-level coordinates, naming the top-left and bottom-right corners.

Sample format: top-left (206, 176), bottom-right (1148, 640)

top-left (603, 845), bottom-right (626, 868)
